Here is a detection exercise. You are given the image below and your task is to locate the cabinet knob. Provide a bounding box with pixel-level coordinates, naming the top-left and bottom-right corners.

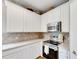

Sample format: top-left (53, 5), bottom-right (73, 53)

top-left (72, 50), bottom-right (77, 56)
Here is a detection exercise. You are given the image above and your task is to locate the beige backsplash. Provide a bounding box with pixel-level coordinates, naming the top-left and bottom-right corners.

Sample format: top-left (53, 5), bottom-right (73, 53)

top-left (2, 32), bottom-right (51, 44)
top-left (2, 32), bottom-right (69, 44)
top-left (2, 32), bottom-right (42, 44)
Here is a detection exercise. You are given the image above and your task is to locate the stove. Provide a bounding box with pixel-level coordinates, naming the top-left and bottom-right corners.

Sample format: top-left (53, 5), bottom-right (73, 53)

top-left (44, 40), bottom-right (60, 45)
top-left (43, 40), bottom-right (60, 59)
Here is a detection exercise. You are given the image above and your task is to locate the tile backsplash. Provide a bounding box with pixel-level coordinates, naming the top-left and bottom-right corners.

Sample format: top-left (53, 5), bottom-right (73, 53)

top-left (2, 32), bottom-right (44, 44)
top-left (2, 32), bottom-right (69, 44)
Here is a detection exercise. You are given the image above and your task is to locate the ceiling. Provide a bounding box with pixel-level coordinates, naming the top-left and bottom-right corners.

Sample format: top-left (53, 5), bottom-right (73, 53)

top-left (8, 0), bottom-right (69, 14)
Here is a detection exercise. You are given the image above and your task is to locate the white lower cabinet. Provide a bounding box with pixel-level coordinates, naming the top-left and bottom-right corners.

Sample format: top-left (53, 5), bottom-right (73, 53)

top-left (3, 53), bottom-right (18, 59)
top-left (58, 46), bottom-right (69, 59)
top-left (3, 42), bottom-right (42, 59)
top-left (29, 42), bottom-right (42, 59)
top-left (19, 42), bottom-right (42, 59)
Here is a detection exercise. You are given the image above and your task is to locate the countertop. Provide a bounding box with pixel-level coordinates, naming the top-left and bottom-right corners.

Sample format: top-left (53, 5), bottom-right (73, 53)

top-left (2, 38), bottom-right (69, 51)
top-left (2, 39), bottom-right (48, 51)
top-left (58, 39), bottom-right (70, 50)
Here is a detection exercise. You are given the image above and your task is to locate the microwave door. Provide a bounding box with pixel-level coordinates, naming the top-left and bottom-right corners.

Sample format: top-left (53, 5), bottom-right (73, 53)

top-left (48, 26), bottom-right (57, 32)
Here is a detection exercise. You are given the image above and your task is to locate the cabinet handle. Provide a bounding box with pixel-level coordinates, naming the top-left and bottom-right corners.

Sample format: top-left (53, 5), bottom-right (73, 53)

top-left (72, 50), bottom-right (77, 56)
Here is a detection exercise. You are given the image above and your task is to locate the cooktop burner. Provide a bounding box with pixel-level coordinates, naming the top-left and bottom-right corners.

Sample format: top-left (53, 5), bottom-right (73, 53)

top-left (44, 40), bottom-right (60, 45)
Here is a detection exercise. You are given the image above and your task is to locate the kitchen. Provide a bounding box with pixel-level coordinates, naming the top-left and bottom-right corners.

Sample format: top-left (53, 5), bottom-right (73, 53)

top-left (2, 0), bottom-right (77, 59)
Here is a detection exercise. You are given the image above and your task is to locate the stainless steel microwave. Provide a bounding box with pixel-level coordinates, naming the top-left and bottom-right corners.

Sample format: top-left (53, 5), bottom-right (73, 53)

top-left (47, 21), bottom-right (62, 32)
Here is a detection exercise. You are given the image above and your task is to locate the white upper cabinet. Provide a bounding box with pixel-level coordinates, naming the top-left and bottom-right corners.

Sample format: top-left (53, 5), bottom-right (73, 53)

top-left (31, 13), bottom-right (41, 32)
top-left (41, 14), bottom-right (48, 32)
top-left (6, 0), bottom-right (69, 32)
top-left (48, 6), bottom-right (61, 23)
top-left (6, 1), bottom-right (24, 32)
top-left (24, 9), bottom-right (41, 32)
top-left (41, 6), bottom-right (60, 32)
top-left (6, 1), bottom-right (41, 32)
top-left (41, 2), bottom-right (69, 32)
top-left (24, 9), bottom-right (33, 32)
top-left (60, 2), bottom-right (70, 32)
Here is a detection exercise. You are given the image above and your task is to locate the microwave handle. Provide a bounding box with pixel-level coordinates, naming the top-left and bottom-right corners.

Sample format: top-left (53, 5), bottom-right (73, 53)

top-left (57, 21), bottom-right (62, 32)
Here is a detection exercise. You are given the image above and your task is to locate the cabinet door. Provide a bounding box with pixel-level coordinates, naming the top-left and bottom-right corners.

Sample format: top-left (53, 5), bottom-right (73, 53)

top-left (24, 9), bottom-right (33, 32)
top-left (3, 41), bottom-right (42, 59)
top-left (18, 42), bottom-right (42, 59)
top-left (18, 45), bottom-right (30, 59)
top-left (6, 1), bottom-right (24, 32)
top-left (29, 42), bottom-right (42, 59)
top-left (31, 12), bottom-right (41, 32)
top-left (3, 53), bottom-right (18, 59)
top-left (41, 14), bottom-right (48, 32)
top-left (47, 6), bottom-right (61, 23)
top-left (60, 2), bottom-right (70, 32)
top-left (24, 9), bottom-right (41, 32)
top-left (41, 6), bottom-right (60, 32)
top-left (59, 47), bottom-right (68, 59)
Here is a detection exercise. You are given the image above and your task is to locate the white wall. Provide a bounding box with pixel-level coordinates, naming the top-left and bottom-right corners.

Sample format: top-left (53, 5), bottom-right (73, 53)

top-left (70, 0), bottom-right (77, 59)
top-left (2, 0), bottom-right (6, 34)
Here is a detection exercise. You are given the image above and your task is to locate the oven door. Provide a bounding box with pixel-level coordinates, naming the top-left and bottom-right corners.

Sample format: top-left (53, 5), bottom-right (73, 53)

top-left (43, 45), bottom-right (58, 59)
